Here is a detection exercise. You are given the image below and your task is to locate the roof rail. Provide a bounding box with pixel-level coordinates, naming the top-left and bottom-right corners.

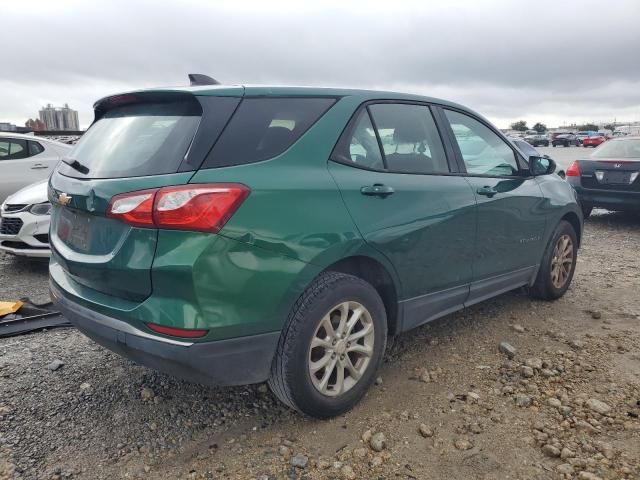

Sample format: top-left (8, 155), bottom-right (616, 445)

top-left (188, 74), bottom-right (221, 86)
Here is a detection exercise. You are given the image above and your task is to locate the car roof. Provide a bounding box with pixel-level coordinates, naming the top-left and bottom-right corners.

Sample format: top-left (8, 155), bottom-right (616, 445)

top-left (0, 131), bottom-right (71, 147)
top-left (94, 84), bottom-right (486, 121)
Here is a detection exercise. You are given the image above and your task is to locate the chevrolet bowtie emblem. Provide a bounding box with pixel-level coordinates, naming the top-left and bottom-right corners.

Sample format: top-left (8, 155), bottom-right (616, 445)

top-left (57, 193), bottom-right (72, 206)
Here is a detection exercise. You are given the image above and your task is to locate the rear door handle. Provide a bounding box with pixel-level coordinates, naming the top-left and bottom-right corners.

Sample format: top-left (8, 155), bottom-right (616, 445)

top-left (31, 164), bottom-right (49, 170)
top-left (360, 184), bottom-right (395, 197)
top-left (476, 186), bottom-right (498, 197)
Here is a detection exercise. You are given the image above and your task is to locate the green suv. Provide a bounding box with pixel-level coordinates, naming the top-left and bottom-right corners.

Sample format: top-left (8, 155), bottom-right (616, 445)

top-left (49, 79), bottom-right (582, 418)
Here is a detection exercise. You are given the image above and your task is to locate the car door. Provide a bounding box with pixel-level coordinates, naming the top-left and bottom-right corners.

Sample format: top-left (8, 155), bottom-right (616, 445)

top-left (328, 102), bottom-right (477, 331)
top-left (0, 138), bottom-right (36, 202)
top-left (439, 108), bottom-right (547, 304)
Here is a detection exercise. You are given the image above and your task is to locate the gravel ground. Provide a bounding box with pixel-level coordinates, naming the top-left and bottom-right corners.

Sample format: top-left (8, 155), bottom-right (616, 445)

top-left (1, 210), bottom-right (639, 480)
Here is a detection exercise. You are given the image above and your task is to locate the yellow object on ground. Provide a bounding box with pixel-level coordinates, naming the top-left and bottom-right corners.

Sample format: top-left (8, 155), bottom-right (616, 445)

top-left (0, 300), bottom-right (23, 317)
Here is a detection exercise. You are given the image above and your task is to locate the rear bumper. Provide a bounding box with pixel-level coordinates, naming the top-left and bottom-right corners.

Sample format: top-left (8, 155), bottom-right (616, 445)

top-left (570, 184), bottom-right (640, 211)
top-left (50, 279), bottom-right (280, 386)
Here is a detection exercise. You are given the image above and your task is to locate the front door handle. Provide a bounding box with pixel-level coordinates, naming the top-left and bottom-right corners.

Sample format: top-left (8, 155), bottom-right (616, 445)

top-left (31, 164), bottom-right (48, 170)
top-left (476, 186), bottom-right (498, 197)
top-left (360, 184), bottom-right (395, 197)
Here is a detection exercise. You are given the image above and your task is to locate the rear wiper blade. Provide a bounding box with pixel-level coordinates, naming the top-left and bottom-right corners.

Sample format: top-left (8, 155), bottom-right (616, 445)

top-left (62, 157), bottom-right (90, 175)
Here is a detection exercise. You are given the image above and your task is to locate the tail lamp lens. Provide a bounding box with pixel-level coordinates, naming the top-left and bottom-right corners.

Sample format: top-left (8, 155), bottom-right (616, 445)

top-left (565, 161), bottom-right (580, 177)
top-left (145, 322), bottom-right (208, 338)
top-left (106, 184), bottom-right (250, 232)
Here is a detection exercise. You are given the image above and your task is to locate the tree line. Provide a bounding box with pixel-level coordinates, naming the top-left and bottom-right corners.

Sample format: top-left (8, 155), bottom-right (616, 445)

top-left (509, 121), bottom-right (616, 133)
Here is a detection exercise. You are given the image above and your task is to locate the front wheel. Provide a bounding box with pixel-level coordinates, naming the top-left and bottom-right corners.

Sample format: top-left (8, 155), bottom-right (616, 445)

top-left (268, 272), bottom-right (387, 418)
top-left (530, 220), bottom-right (578, 300)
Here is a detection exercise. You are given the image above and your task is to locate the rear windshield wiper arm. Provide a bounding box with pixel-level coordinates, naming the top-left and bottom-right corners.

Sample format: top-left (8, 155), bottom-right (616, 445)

top-left (61, 157), bottom-right (90, 175)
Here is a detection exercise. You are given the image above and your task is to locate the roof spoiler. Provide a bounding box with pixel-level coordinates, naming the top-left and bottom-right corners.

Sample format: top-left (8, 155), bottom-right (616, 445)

top-left (188, 74), bottom-right (221, 86)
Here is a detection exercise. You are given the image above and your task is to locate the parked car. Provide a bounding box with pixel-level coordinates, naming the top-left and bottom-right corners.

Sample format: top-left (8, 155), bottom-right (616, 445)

top-left (582, 135), bottom-right (607, 148)
top-left (552, 133), bottom-right (580, 147)
top-left (566, 136), bottom-right (640, 218)
top-left (0, 133), bottom-right (72, 203)
top-left (524, 133), bottom-right (549, 147)
top-left (49, 80), bottom-right (583, 418)
top-left (0, 180), bottom-right (50, 258)
top-left (576, 131), bottom-right (595, 145)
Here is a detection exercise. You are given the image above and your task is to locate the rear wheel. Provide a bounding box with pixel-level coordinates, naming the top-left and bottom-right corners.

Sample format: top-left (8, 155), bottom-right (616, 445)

top-left (268, 272), bottom-right (387, 418)
top-left (530, 220), bottom-right (578, 300)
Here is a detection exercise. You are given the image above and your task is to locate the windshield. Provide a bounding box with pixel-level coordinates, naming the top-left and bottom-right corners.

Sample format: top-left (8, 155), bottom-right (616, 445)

top-left (59, 100), bottom-right (201, 179)
top-left (591, 139), bottom-right (640, 159)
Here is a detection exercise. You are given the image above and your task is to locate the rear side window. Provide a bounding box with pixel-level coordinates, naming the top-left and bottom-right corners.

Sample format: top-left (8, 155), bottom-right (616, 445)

top-left (331, 110), bottom-right (384, 170)
top-left (203, 98), bottom-right (335, 168)
top-left (29, 141), bottom-right (45, 156)
top-left (58, 100), bottom-right (201, 179)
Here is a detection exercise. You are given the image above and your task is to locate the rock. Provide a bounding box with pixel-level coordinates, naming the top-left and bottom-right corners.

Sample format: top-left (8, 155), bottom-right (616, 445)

top-left (557, 463), bottom-right (574, 475)
top-left (352, 447), bottom-right (367, 459)
top-left (575, 420), bottom-right (597, 434)
top-left (140, 387), bottom-right (155, 401)
top-left (467, 392), bottom-right (480, 402)
top-left (560, 447), bottom-right (575, 459)
top-left (278, 445), bottom-right (291, 457)
top-left (514, 394), bottom-right (532, 407)
top-left (541, 368), bottom-right (555, 378)
top-left (361, 429), bottom-right (373, 444)
top-left (499, 342), bottom-right (516, 359)
top-left (454, 437), bottom-right (473, 450)
top-left (290, 454), bottom-right (308, 469)
top-left (542, 444), bottom-right (561, 457)
top-left (547, 398), bottom-right (562, 408)
top-left (578, 472), bottom-right (602, 480)
top-left (585, 398), bottom-right (611, 415)
top-left (257, 384), bottom-right (268, 394)
top-left (511, 324), bottom-right (525, 333)
top-left (569, 339), bottom-right (585, 350)
top-left (369, 433), bottom-right (386, 452)
top-left (340, 465), bottom-right (356, 479)
top-left (521, 366), bottom-right (534, 378)
top-left (317, 458), bottom-right (331, 470)
top-left (370, 455), bottom-right (383, 467)
top-left (419, 371), bottom-right (431, 383)
top-left (79, 382), bottom-right (91, 391)
top-left (374, 376), bottom-right (383, 386)
top-left (47, 359), bottom-right (64, 371)
top-left (418, 424), bottom-right (433, 438)
top-left (589, 311), bottom-right (602, 320)
top-left (524, 357), bottom-right (543, 370)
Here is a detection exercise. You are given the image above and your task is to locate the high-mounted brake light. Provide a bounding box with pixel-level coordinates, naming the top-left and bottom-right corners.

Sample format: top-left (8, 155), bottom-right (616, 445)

top-left (146, 322), bottom-right (208, 338)
top-left (566, 161), bottom-right (580, 177)
top-left (106, 184), bottom-right (250, 232)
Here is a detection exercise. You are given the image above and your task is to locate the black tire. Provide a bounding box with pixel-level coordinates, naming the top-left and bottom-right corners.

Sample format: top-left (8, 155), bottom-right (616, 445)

top-left (552, 143), bottom-right (556, 147)
top-left (268, 272), bottom-right (387, 418)
top-left (581, 205), bottom-right (593, 219)
top-left (530, 220), bottom-right (578, 301)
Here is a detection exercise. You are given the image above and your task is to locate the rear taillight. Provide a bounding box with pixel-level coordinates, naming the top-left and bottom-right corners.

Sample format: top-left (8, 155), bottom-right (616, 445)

top-left (566, 161), bottom-right (580, 177)
top-left (107, 184), bottom-right (250, 232)
top-left (146, 322), bottom-right (208, 338)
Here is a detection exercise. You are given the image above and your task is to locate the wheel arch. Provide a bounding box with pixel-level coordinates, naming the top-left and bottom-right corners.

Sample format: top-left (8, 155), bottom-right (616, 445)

top-left (560, 211), bottom-right (582, 247)
top-left (322, 255), bottom-right (401, 336)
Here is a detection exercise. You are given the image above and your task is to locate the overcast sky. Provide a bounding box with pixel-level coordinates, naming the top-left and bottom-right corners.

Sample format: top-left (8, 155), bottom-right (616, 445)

top-left (2, 0), bottom-right (639, 129)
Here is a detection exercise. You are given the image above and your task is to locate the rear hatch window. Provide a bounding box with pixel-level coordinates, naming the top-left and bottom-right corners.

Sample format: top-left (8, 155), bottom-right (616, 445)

top-left (57, 98), bottom-right (202, 179)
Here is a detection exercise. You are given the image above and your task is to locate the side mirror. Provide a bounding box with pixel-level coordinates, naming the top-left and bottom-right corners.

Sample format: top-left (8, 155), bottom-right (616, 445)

top-left (529, 155), bottom-right (556, 176)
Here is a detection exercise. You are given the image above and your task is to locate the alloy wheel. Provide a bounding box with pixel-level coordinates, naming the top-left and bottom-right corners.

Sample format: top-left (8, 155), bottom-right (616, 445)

top-left (308, 301), bottom-right (375, 397)
top-left (550, 234), bottom-right (574, 289)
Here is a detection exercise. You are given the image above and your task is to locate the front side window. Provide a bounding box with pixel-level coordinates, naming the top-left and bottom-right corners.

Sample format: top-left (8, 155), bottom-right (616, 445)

top-left (368, 104), bottom-right (449, 174)
top-left (445, 110), bottom-right (519, 177)
top-left (204, 98), bottom-right (336, 168)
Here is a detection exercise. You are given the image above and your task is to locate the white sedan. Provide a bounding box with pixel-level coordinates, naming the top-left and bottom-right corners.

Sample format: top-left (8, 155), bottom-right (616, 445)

top-left (0, 180), bottom-right (50, 258)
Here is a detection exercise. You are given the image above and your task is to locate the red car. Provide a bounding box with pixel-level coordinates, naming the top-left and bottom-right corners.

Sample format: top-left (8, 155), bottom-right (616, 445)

top-left (583, 135), bottom-right (607, 147)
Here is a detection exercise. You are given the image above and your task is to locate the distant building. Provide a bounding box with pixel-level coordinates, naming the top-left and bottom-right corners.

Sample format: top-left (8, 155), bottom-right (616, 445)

top-left (25, 118), bottom-right (45, 131)
top-left (0, 122), bottom-right (18, 132)
top-left (38, 104), bottom-right (79, 131)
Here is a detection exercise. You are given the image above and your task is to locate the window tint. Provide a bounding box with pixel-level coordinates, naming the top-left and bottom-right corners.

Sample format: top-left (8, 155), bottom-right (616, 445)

top-left (0, 139), bottom-right (29, 160)
top-left (204, 98), bottom-right (335, 168)
top-left (29, 141), bottom-right (45, 156)
top-left (369, 104), bottom-right (449, 174)
top-left (331, 110), bottom-right (383, 170)
top-left (59, 100), bottom-right (201, 179)
top-left (445, 110), bottom-right (519, 177)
